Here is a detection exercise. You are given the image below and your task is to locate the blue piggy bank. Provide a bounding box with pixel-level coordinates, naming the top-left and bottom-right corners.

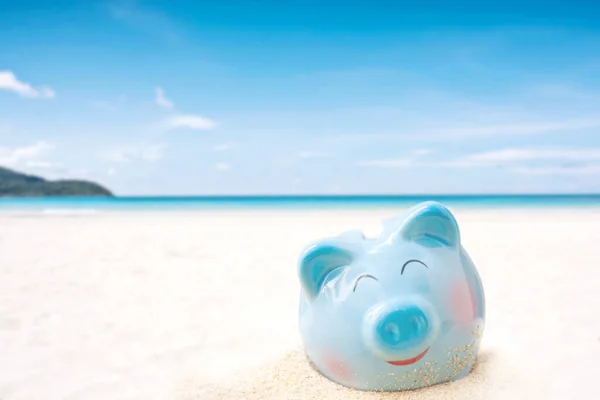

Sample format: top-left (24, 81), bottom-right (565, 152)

top-left (297, 201), bottom-right (485, 391)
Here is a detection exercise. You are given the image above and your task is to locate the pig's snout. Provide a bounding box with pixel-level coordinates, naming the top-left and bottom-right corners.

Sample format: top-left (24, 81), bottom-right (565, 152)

top-left (362, 298), bottom-right (439, 361)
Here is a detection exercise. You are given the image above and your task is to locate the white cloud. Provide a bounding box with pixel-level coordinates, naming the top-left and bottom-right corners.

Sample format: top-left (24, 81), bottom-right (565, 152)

top-left (323, 117), bottom-right (600, 145)
top-left (434, 119), bottom-right (600, 139)
top-left (511, 165), bottom-right (600, 175)
top-left (165, 114), bottom-right (217, 130)
top-left (0, 141), bottom-right (55, 166)
top-left (25, 160), bottom-right (57, 169)
top-left (359, 148), bottom-right (600, 168)
top-left (298, 150), bottom-right (330, 158)
top-left (0, 143), bottom-right (95, 180)
top-left (154, 87), bottom-right (173, 109)
top-left (215, 162), bottom-right (231, 171)
top-left (0, 142), bottom-right (98, 181)
top-left (106, 143), bottom-right (165, 163)
top-left (465, 148), bottom-right (600, 163)
top-left (412, 148), bottom-right (434, 156)
top-left (107, 0), bottom-right (181, 43)
top-left (107, 168), bottom-right (117, 176)
top-left (0, 71), bottom-right (55, 99)
top-left (28, 166), bottom-right (93, 181)
top-left (213, 143), bottom-right (232, 151)
top-left (358, 157), bottom-right (475, 169)
top-left (89, 96), bottom-right (126, 111)
top-left (358, 147), bottom-right (600, 178)
top-left (358, 159), bottom-right (412, 168)
top-left (357, 148), bottom-right (435, 168)
top-left (151, 88), bottom-right (217, 131)
top-left (66, 168), bottom-right (90, 178)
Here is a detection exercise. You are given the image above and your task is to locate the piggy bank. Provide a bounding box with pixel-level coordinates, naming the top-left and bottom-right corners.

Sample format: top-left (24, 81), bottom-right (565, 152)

top-left (297, 201), bottom-right (485, 391)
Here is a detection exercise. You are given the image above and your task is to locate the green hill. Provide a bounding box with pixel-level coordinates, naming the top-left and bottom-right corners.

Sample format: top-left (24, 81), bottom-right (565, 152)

top-left (0, 166), bottom-right (113, 197)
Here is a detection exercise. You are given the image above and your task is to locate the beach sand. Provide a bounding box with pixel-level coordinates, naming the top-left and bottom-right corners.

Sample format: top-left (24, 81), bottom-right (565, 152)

top-left (1, 207), bottom-right (599, 400)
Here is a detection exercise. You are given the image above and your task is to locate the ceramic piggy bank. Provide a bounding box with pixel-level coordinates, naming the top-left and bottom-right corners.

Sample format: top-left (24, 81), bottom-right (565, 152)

top-left (297, 201), bottom-right (485, 391)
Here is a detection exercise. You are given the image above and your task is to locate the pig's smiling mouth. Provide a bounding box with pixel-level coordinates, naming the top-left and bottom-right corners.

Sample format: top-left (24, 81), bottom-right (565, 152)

top-left (387, 347), bottom-right (430, 366)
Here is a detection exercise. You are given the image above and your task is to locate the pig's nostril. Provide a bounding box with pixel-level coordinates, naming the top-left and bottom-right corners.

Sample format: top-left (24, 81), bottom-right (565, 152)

top-left (382, 322), bottom-right (401, 344)
top-left (411, 315), bottom-right (428, 335)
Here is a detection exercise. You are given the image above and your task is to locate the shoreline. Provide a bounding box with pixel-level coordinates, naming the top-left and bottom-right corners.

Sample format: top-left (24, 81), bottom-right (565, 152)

top-left (1, 205), bottom-right (600, 222)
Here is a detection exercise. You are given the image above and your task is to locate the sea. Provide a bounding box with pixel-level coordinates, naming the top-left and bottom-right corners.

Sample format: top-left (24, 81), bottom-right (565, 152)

top-left (0, 194), bottom-right (598, 214)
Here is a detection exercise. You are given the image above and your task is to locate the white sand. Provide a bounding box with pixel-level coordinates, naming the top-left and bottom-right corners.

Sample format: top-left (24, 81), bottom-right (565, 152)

top-left (0, 207), bottom-right (599, 400)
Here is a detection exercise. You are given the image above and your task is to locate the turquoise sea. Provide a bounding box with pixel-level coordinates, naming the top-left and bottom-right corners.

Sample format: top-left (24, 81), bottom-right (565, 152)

top-left (0, 194), bottom-right (598, 213)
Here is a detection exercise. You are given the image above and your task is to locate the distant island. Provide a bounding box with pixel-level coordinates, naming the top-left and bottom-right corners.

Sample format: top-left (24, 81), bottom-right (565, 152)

top-left (0, 166), bottom-right (113, 197)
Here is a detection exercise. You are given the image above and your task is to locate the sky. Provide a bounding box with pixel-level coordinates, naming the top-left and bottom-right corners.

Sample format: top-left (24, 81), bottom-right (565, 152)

top-left (1, 0), bottom-right (600, 195)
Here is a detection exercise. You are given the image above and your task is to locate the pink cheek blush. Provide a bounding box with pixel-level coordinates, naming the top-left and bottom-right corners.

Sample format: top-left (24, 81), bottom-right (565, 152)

top-left (448, 280), bottom-right (477, 324)
top-left (322, 351), bottom-right (354, 382)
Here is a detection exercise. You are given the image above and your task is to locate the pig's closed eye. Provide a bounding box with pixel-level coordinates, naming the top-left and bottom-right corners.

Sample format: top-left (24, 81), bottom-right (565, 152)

top-left (352, 274), bottom-right (378, 292)
top-left (401, 259), bottom-right (428, 275)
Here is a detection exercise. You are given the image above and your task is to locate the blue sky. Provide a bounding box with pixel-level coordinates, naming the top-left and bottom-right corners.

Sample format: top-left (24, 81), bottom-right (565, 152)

top-left (1, 0), bottom-right (600, 195)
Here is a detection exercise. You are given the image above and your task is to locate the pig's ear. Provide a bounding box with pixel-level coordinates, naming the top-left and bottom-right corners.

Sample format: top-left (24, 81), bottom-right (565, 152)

top-left (395, 201), bottom-right (460, 248)
top-left (297, 241), bottom-right (355, 301)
